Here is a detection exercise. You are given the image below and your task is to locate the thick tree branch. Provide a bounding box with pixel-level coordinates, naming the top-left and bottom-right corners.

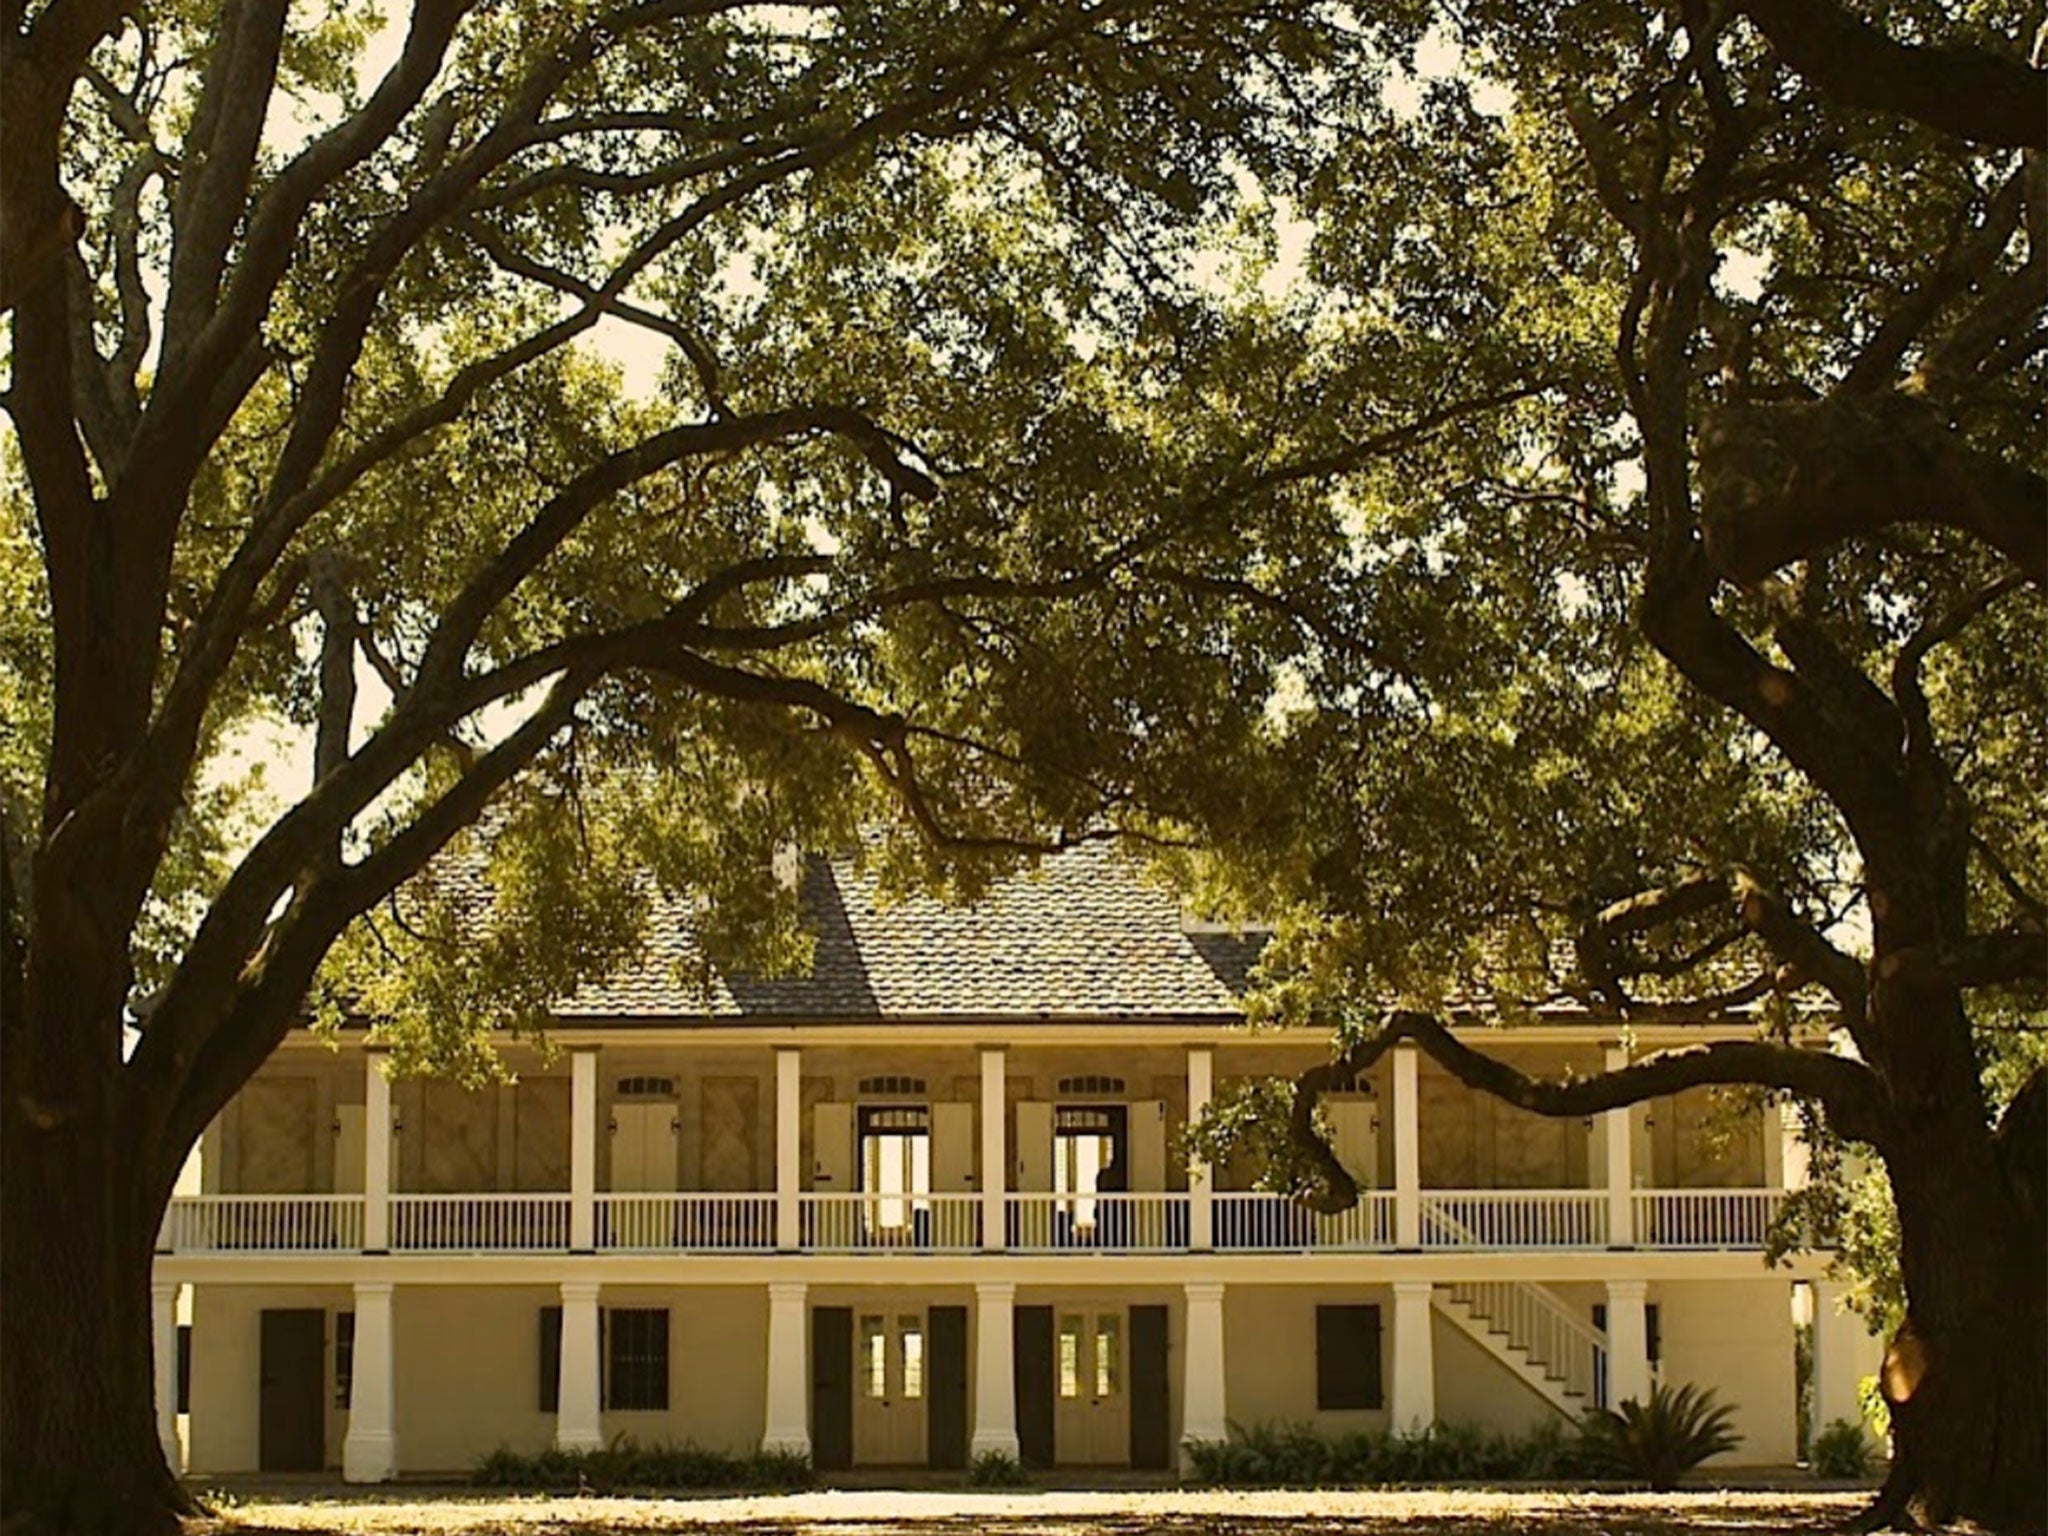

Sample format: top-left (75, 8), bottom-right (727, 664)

top-left (1879, 932), bottom-right (2047, 990)
top-left (1732, 0), bottom-right (2047, 151)
top-left (1701, 395), bottom-right (2048, 589)
top-left (1290, 1008), bottom-right (1888, 1212)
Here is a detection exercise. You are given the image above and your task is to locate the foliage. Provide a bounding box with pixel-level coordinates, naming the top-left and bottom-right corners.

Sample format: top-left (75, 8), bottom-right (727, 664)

top-left (472, 1437), bottom-right (810, 1493)
top-left (1181, 1418), bottom-right (1597, 1486)
top-left (1577, 1384), bottom-right (1743, 1492)
top-left (1810, 1419), bottom-right (1877, 1481)
top-left (965, 1449), bottom-right (1030, 1487)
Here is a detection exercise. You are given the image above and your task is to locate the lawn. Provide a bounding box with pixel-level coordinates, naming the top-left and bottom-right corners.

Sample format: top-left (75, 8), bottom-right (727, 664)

top-left (194, 1487), bottom-right (1871, 1535)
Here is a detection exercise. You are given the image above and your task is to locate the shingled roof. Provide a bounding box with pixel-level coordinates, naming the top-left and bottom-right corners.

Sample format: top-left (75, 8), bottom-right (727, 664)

top-left (554, 840), bottom-right (1265, 1023)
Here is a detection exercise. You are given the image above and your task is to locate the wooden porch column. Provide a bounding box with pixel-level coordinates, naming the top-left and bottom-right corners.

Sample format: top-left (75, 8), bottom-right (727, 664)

top-left (1604, 1044), bottom-right (1635, 1246)
top-left (570, 1048), bottom-right (599, 1253)
top-left (556, 1280), bottom-right (604, 1452)
top-left (776, 1047), bottom-right (802, 1251)
top-left (342, 1282), bottom-right (398, 1482)
top-left (970, 1281), bottom-right (1019, 1459)
top-left (762, 1281), bottom-right (811, 1456)
top-left (1605, 1278), bottom-right (1653, 1408)
top-left (1392, 1043), bottom-right (1421, 1248)
top-left (363, 1050), bottom-right (391, 1253)
top-left (979, 1046), bottom-right (1006, 1252)
top-left (1187, 1045), bottom-right (1214, 1251)
top-left (1388, 1279), bottom-right (1435, 1430)
top-left (1180, 1282), bottom-right (1228, 1469)
top-left (152, 1282), bottom-right (182, 1473)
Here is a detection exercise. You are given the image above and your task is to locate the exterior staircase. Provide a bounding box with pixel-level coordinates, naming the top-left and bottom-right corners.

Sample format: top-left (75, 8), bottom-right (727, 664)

top-left (1434, 1280), bottom-right (1607, 1419)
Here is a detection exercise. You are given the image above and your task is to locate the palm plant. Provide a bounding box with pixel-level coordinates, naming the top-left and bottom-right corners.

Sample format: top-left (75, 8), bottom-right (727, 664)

top-left (1580, 1382), bottom-right (1744, 1491)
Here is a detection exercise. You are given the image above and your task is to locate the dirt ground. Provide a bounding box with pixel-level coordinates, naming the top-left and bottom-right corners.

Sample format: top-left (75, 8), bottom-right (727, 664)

top-left (194, 1487), bottom-right (1872, 1535)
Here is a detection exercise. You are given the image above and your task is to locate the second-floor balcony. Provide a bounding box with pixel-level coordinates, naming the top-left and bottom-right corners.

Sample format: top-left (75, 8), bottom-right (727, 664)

top-left (158, 1186), bottom-right (1786, 1257)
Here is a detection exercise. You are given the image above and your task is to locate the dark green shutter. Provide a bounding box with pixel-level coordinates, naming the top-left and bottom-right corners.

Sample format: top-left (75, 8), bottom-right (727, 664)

top-left (1315, 1304), bottom-right (1382, 1410)
top-left (540, 1306), bottom-right (562, 1412)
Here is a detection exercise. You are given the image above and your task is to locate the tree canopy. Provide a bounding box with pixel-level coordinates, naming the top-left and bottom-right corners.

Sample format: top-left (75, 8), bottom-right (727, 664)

top-left (2, 0), bottom-right (2044, 1532)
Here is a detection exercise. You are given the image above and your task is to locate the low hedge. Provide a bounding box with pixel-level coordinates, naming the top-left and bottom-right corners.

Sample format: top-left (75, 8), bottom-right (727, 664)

top-left (473, 1437), bottom-right (812, 1493)
top-left (1182, 1418), bottom-right (1599, 1486)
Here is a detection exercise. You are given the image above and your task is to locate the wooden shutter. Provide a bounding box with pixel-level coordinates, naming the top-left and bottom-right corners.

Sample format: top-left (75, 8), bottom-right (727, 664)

top-left (1328, 1097), bottom-right (1379, 1187)
top-left (1315, 1304), bottom-right (1383, 1410)
top-left (813, 1102), bottom-right (854, 1191)
top-left (539, 1306), bottom-right (562, 1412)
top-left (811, 1307), bottom-right (854, 1471)
top-left (1014, 1102), bottom-right (1053, 1191)
top-left (1130, 1101), bottom-right (1167, 1191)
top-left (931, 1102), bottom-right (975, 1192)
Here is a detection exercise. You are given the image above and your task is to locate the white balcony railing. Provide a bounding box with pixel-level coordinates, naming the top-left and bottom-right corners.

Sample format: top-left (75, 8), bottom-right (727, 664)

top-left (153, 1187), bottom-right (1789, 1256)
top-left (599, 1193), bottom-right (776, 1252)
top-left (800, 1193), bottom-right (981, 1252)
top-left (159, 1194), bottom-right (363, 1252)
top-left (390, 1193), bottom-right (571, 1252)
top-left (1005, 1192), bottom-right (1189, 1252)
top-left (1421, 1190), bottom-right (1609, 1249)
top-left (1211, 1191), bottom-right (1396, 1250)
top-left (1631, 1189), bottom-right (1782, 1248)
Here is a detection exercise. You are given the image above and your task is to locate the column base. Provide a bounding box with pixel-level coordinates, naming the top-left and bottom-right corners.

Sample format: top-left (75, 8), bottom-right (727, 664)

top-left (554, 1425), bottom-right (605, 1454)
top-left (969, 1428), bottom-right (1020, 1461)
top-left (341, 1430), bottom-right (398, 1483)
top-left (760, 1432), bottom-right (811, 1459)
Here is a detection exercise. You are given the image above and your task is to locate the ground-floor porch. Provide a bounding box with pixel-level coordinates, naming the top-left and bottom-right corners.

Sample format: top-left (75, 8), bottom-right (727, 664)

top-left (153, 1258), bottom-right (1882, 1482)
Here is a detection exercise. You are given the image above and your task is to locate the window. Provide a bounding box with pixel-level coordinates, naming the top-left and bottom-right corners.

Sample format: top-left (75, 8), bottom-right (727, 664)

top-left (858, 1075), bottom-right (926, 1096)
top-left (1315, 1305), bottom-right (1383, 1410)
top-left (1058, 1315), bottom-right (1083, 1399)
top-left (606, 1308), bottom-right (669, 1411)
top-left (615, 1076), bottom-right (675, 1098)
top-left (900, 1316), bottom-right (924, 1400)
top-left (334, 1311), bottom-right (355, 1409)
top-left (1095, 1315), bottom-right (1121, 1398)
top-left (860, 1315), bottom-right (888, 1398)
top-left (1057, 1075), bottom-right (1125, 1096)
top-left (176, 1324), bottom-right (191, 1415)
top-left (539, 1306), bottom-right (562, 1412)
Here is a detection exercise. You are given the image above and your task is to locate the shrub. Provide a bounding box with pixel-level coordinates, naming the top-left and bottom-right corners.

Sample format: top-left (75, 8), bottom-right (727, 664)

top-left (966, 1449), bottom-right (1029, 1487)
top-left (473, 1435), bottom-right (812, 1492)
top-left (1578, 1382), bottom-right (1743, 1491)
top-left (1181, 1417), bottom-right (1597, 1486)
top-left (1810, 1418), bottom-right (1876, 1479)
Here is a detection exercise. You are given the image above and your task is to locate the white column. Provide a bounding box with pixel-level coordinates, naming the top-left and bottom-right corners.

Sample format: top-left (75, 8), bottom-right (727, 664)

top-left (1812, 1280), bottom-right (1883, 1438)
top-left (761, 1281), bottom-right (810, 1456)
top-left (776, 1048), bottom-right (801, 1251)
top-left (1180, 1282), bottom-right (1227, 1470)
top-left (980, 1047), bottom-right (1006, 1253)
top-left (1389, 1280), bottom-right (1435, 1430)
top-left (152, 1282), bottom-right (182, 1473)
top-left (1393, 1043), bottom-right (1421, 1248)
top-left (1187, 1046), bottom-right (1215, 1251)
top-left (556, 1280), bottom-right (604, 1452)
top-left (971, 1281), bottom-right (1019, 1459)
top-left (363, 1051), bottom-right (391, 1252)
top-left (1604, 1044), bottom-right (1634, 1246)
top-left (1605, 1278), bottom-right (1652, 1409)
top-left (341, 1282), bottom-right (397, 1482)
top-left (570, 1048), bottom-right (598, 1253)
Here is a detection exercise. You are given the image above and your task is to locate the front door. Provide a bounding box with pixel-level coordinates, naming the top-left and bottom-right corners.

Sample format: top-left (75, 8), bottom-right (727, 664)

top-left (611, 1100), bottom-right (677, 1192)
top-left (258, 1309), bottom-right (326, 1471)
top-left (1055, 1307), bottom-right (1130, 1465)
top-left (854, 1309), bottom-right (928, 1465)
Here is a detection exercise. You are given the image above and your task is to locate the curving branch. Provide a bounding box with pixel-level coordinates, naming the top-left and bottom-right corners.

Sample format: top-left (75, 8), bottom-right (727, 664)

top-left (1732, 0), bottom-right (2048, 151)
top-left (1290, 1008), bottom-right (1888, 1213)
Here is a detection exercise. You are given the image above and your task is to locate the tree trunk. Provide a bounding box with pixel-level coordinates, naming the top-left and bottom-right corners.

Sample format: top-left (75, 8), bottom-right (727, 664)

top-left (1870, 1119), bottom-right (2048, 1534)
top-left (1, 979), bottom-right (192, 1535)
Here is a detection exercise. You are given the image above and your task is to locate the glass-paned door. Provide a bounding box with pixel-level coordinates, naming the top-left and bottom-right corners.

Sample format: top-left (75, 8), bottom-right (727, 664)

top-left (859, 1105), bottom-right (931, 1243)
top-left (853, 1311), bottom-right (927, 1464)
top-left (1054, 1308), bottom-right (1129, 1465)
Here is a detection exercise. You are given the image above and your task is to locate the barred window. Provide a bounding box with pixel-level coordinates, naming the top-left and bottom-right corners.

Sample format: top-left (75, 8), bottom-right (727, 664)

top-left (606, 1308), bottom-right (669, 1411)
top-left (1057, 1075), bottom-right (1125, 1096)
top-left (858, 1075), bottom-right (926, 1096)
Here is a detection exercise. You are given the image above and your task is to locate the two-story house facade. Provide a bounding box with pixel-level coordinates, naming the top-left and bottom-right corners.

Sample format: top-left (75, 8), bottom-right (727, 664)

top-left (150, 844), bottom-right (1882, 1480)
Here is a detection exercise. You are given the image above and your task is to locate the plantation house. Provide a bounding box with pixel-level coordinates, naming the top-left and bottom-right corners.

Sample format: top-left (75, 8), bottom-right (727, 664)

top-left (151, 845), bottom-right (1882, 1478)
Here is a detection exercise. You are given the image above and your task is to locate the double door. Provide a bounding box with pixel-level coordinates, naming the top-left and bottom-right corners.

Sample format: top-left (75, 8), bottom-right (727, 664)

top-left (1055, 1309), bottom-right (1129, 1465)
top-left (855, 1311), bottom-right (928, 1465)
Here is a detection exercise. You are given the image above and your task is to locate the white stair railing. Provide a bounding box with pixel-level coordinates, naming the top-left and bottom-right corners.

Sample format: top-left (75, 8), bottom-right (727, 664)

top-left (1440, 1280), bottom-right (1607, 1404)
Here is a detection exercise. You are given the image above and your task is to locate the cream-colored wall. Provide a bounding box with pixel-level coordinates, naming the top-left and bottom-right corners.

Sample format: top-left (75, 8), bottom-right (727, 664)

top-left (584, 1285), bottom-right (769, 1457)
top-left (395, 1285), bottom-right (563, 1469)
top-left (188, 1284), bottom-right (353, 1473)
top-left (1655, 1278), bottom-right (1797, 1465)
top-left (1224, 1283), bottom-right (1393, 1434)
